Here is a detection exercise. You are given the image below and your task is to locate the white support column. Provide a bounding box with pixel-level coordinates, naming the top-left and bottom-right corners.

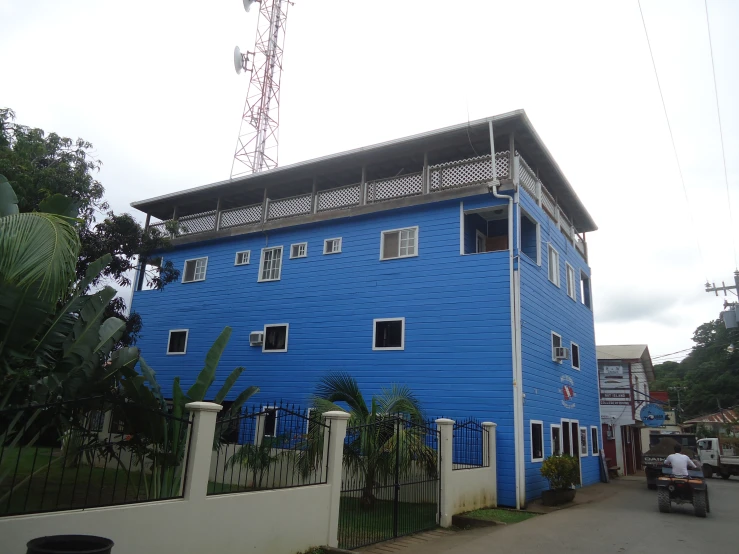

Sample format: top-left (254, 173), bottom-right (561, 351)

top-left (255, 412), bottom-right (266, 447)
top-left (262, 189), bottom-right (269, 223)
top-left (436, 418), bottom-right (454, 527)
top-left (324, 410), bottom-right (350, 548)
top-left (483, 422), bottom-right (498, 507)
top-left (215, 197), bottom-right (222, 231)
top-left (535, 180), bottom-right (542, 206)
top-left (360, 166), bottom-right (367, 206)
top-left (311, 177), bottom-right (318, 213)
top-left (422, 152), bottom-right (429, 194)
top-left (183, 401), bottom-right (223, 501)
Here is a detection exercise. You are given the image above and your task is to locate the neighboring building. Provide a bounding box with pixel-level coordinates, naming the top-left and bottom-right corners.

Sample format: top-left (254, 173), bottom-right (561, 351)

top-left (596, 344), bottom-right (655, 475)
top-left (130, 110), bottom-right (601, 508)
top-left (683, 407), bottom-right (739, 437)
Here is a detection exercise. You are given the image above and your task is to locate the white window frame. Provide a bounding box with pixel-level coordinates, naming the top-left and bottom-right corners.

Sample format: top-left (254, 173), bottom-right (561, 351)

top-left (234, 250), bottom-right (251, 266)
top-left (591, 426), bottom-right (599, 456)
top-left (290, 242), bottom-right (308, 259)
top-left (566, 263), bottom-right (576, 300)
top-left (380, 226), bottom-right (419, 260)
top-left (258, 405), bottom-right (279, 439)
top-left (551, 424), bottom-right (562, 456)
top-left (372, 317), bottom-right (405, 351)
top-left (182, 257), bottom-right (208, 283)
top-left (258, 246), bottom-right (283, 282)
top-left (262, 323), bottom-right (289, 353)
top-left (548, 244), bottom-right (560, 287)
top-left (167, 329), bottom-right (189, 355)
top-left (323, 238), bottom-right (342, 255)
top-left (530, 420), bottom-right (544, 462)
top-left (580, 271), bottom-right (592, 309)
top-left (580, 426), bottom-right (589, 457)
top-left (520, 209), bottom-right (541, 265)
top-left (571, 342), bottom-right (580, 370)
top-left (475, 230), bottom-right (486, 254)
top-left (551, 332), bottom-right (562, 362)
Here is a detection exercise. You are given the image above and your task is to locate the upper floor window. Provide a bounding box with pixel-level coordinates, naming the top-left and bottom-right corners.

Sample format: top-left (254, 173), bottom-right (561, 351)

top-left (566, 263), bottom-right (576, 300)
top-left (259, 247), bottom-right (283, 282)
top-left (373, 318), bottom-right (405, 350)
top-left (183, 257), bottom-right (208, 283)
top-left (381, 227), bottom-right (418, 260)
top-left (547, 245), bottom-right (560, 287)
top-left (571, 342), bottom-right (580, 370)
top-left (235, 251), bottom-right (251, 266)
top-left (520, 210), bottom-right (540, 264)
top-left (290, 242), bottom-right (307, 259)
top-left (580, 271), bottom-right (592, 309)
top-left (324, 238), bottom-right (342, 254)
top-left (552, 332), bottom-right (562, 362)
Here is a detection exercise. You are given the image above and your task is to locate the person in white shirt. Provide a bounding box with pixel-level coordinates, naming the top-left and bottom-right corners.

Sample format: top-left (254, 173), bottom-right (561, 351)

top-left (664, 444), bottom-right (697, 477)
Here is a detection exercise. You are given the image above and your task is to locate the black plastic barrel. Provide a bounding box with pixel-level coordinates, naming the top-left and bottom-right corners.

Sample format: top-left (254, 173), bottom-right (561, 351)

top-left (27, 535), bottom-right (114, 554)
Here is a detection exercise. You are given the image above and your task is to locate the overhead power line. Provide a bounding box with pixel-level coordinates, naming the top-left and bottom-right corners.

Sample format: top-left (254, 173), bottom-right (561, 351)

top-left (637, 0), bottom-right (707, 277)
top-left (704, 0), bottom-right (738, 270)
top-left (652, 347), bottom-right (693, 360)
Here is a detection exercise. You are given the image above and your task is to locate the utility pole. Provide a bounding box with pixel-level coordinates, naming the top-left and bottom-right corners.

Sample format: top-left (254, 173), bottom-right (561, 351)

top-left (669, 386), bottom-right (687, 424)
top-left (705, 271), bottom-right (739, 328)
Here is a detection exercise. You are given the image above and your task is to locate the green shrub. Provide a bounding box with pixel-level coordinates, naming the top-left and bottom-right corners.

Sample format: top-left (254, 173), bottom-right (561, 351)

top-left (540, 455), bottom-right (579, 490)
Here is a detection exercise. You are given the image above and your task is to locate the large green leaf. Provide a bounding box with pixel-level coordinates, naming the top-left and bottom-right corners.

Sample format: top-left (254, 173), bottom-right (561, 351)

top-left (94, 317), bottom-right (126, 352)
top-left (38, 194), bottom-right (81, 218)
top-left (225, 385), bottom-right (259, 417)
top-left (0, 175), bottom-right (19, 217)
top-left (62, 286), bottom-right (116, 359)
top-left (214, 366), bottom-right (244, 405)
top-left (186, 327), bottom-right (232, 401)
top-left (0, 281), bottom-right (54, 359)
top-left (139, 356), bottom-right (165, 410)
top-left (0, 211), bottom-right (80, 302)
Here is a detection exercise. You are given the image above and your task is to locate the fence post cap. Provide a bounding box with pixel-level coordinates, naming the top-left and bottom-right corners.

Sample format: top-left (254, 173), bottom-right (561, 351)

top-left (482, 421), bottom-right (497, 428)
top-left (185, 401), bottom-right (223, 413)
top-left (323, 410), bottom-right (350, 420)
top-left (435, 418), bottom-right (454, 425)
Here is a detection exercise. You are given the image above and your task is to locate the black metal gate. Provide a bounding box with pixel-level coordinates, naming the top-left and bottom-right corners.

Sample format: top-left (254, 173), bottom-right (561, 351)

top-left (338, 416), bottom-right (440, 550)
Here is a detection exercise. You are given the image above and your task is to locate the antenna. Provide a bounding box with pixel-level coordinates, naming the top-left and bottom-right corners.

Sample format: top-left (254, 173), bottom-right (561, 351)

top-left (230, 0), bottom-right (293, 178)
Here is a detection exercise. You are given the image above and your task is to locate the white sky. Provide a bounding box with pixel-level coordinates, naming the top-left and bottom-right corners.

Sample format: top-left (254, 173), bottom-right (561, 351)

top-left (2, 0), bottom-right (738, 363)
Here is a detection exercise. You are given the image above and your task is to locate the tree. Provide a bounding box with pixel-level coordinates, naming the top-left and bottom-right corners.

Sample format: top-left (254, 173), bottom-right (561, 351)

top-left (0, 108), bottom-right (178, 346)
top-left (309, 373), bottom-right (436, 509)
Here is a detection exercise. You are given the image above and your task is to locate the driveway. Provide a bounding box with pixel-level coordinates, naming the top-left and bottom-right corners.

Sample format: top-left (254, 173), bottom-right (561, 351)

top-left (360, 477), bottom-right (739, 554)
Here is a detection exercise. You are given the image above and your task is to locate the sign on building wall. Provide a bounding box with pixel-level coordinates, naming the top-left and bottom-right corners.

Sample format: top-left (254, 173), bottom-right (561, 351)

top-left (598, 362), bottom-right (631, 406)
top-left (600, 392), bottom-right (630, 406)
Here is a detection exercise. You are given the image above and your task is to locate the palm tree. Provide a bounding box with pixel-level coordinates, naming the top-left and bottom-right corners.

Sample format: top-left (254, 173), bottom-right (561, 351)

top-left (310, 372), bottom-right (437, 510)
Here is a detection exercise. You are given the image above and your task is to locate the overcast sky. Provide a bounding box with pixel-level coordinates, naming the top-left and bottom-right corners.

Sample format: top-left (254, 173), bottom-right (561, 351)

top-left (2, 0), bottom-right (738, 363)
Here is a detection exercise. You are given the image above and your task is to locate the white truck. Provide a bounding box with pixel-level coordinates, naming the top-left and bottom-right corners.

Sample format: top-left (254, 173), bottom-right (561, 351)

top-left (697, 438), bottom-right (739, 480)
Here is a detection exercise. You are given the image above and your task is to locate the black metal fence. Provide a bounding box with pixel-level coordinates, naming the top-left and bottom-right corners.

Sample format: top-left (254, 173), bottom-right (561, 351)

top-left (209, 402), bottom-right (330, 495)
top-left (452, 418), bottom-right (489, 470)
top-left (0, 397), bottom-right (192, 517)
top-left (338, 416), bottom-right (440, 550)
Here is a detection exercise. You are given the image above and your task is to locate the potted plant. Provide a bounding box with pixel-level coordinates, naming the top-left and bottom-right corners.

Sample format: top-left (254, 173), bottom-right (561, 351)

top-left (540, 454), bottom-right (579, 506)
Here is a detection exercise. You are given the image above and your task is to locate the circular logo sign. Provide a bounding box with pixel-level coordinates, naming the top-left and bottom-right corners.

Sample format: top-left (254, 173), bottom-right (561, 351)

top-left (561, 375), bottom-right (576, 409)
top-left (640, 404), bottom-right (666, 427)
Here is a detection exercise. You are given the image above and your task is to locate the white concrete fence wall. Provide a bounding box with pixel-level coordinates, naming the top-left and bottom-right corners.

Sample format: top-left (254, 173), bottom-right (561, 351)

top-left (0, 407), bottom-right (497, 553)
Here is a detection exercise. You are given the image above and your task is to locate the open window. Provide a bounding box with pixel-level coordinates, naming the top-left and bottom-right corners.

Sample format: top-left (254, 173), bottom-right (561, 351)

top-left (591, 426), bottom-right (599, 455)
top-left (137, 257), bottom-right (163, 291)
top-left (263, 324), bottom-right (289, 352)
top-left (183, 257), bottom-right (208, 283)
top-left (520, 210), bottom-right (540, 264)
top-left (551, 424), bottom-right (562, 456)
top-left (463, 207), bottom-right (508, 254)
top-left (531, 421), bottom-right (544, 462)
top-left (167, 329), bottom-right (188, 355)
top-left (580, 271), bottom-right (592, 309)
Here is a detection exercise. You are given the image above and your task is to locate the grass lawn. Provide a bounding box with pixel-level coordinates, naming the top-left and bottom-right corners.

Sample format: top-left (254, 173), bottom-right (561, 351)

top-left (338, 496), bottom-right (438, 550)
top-left (0, 447), bottom-right (183, 516)
top-left (461, 508), bottom-right (538, 524)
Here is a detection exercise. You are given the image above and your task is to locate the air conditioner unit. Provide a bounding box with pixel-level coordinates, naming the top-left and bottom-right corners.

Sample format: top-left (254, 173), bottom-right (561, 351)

top-left (249, 331), bottom-right (264, 347)
top-left (554, 347), bottom-right (570, 361)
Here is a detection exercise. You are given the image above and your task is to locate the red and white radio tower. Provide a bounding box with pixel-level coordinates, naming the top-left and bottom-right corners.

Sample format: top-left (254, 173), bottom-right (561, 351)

top-left (231, 0), bottom-right (292, 178)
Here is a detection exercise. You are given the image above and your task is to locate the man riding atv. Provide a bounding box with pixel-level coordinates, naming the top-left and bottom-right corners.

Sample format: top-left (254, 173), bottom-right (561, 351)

top-left (657, 445), bottom-right (709, 517)
top-left (664, 444), bottom-right (697, 477)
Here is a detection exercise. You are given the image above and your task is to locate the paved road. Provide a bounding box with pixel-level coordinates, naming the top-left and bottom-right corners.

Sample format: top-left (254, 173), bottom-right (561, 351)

top-left (364, 477), bottom-right (739, 554)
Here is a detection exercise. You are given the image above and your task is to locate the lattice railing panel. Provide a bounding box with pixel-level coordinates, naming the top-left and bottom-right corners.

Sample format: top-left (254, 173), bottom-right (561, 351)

top-left (541, 186), bottom-right (556, 218)
top-left (430, 155), bottom-right (492, 191)
top-left (220, 203), bottom-right (263, 228)
top-left (149, 221), bottom-right (170, 235)
top-left (317, 184), bottom-right (360, 212)
top-left (267, 194), bottom-right (312, 220)
top-left (177, 210), bottom-right (217, 235)
top-left (366, 173), bottom-right (423, 203)
top-left (576, 238), bottom-right (586, 257)
top-left (518, 156), bottom-right (538, 198)
top-left (494, 151), bottom-right (510, 179)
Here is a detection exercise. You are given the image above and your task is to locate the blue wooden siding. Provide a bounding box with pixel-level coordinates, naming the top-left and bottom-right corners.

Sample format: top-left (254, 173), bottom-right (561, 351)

top-left (517, 189), bottom-right (601, 501)
top-left (132, 195), bottom-right (519, 505)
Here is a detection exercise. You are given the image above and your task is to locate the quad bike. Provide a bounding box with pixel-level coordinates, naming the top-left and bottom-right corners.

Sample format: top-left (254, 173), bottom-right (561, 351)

top-left (657, 467), bottom-right (710, 517)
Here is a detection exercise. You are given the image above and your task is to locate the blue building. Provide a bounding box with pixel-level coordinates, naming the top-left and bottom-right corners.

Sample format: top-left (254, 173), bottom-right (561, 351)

top-left (130, 110), bottom-right (601, 508)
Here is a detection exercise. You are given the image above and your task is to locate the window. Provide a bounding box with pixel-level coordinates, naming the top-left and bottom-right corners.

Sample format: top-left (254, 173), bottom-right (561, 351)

top-left (580, 271), bottom-right (592, 309)
top-left (137, 257), bottom-right (163, 291)
top-left (167, 330), bottom-right (188, 355)
top-left (263, 324), bottom-right (288, 352)
top-left (475, 230), bottom-right (486, 254)
top-left (381, 227), bottom-right (418, 260)
top-left (259, 247), bottom-right (283, 281)
top-left (551, 332), bottom-right (562, 362)
top-left (463, 210), bottom-right (508, 254)
top-left (571, 342), bottom-right (580, 370)
top-left (520, 210), bottom-right (540, 264)
top-left (551, 424), bottom-right (562, 456)
top-left (566, 263), bottom-right (576, 300)
top-left (591, 426), bottom-right (599, 456)
top-left (182, 257), bottom-right (208, 283)
top-left (290, 242), bottom-right (307, 259)
top-left (531, 421), bottom-right (544, 462)
top-left (262, 407), bottom-right (278, 438)
top-left (580, 427), bottom-right (588, 456)
top-left (373, 318), bottom-right (405, 350)
top-left (324, 238), bottom-right (342, 254)
top-left (547, 245), bottom-right (560, 286)
top-left (235, 251), bottom-right (251, 266)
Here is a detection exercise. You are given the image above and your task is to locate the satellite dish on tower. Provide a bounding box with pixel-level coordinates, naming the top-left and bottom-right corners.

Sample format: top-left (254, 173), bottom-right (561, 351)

top-left (234, 46), bottom-right (244, 74)
top-left (243, 0), bottom-right (257, 12)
